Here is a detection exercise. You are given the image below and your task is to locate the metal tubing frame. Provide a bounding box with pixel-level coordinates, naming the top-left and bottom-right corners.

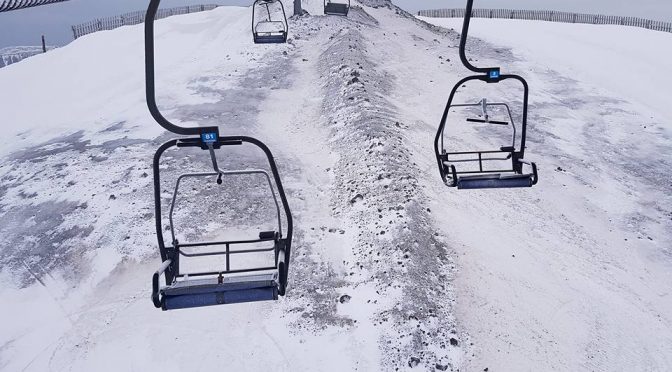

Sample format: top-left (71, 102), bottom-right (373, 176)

top-left (324, 0), bottom-right (350, 15)
top-left (252, 0), bottom-right (288, 39)
top-left (459, 0), bottom-right (499, 75)
top-left (443, 101), bottom-right (517, 150)
top-left (152, 137), bottom-right (294, 295)
top-left (168, 170), bottom-right (283, 244)
top-left (433, 0), bottom-right (537, 186)
top-left (434, 75), bottom-right (530, 184)
top-left (145, 0), bottom-right (293, 303)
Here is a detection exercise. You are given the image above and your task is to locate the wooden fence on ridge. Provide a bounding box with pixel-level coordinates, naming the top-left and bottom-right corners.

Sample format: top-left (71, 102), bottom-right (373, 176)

top-left (71, 4), bottom-right (219, 40)
top-left (417, 8), bottom-right (672, 33)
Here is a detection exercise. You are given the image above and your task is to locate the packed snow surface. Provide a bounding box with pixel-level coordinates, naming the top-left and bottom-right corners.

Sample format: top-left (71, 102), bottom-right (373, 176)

top-left (1, 1), bottom-right (671, 371)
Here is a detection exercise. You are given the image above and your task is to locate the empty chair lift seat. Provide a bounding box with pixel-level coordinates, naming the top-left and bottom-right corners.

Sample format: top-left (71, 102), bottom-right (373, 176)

top-left (254, 32), bottom-right (287, 44)
top-left (454, 172), bottom-right (535, 189)
top-left (161, 273), bottom-right (279, 310)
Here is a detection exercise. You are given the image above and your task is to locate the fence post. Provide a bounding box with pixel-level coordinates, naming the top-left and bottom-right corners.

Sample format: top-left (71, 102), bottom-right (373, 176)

top-left (41, 35), bottom-right (46, 53)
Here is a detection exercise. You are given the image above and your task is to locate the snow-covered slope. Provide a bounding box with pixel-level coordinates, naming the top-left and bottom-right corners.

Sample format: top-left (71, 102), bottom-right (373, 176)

top-left (1, 1), bottom-right (671, 371)
top-left (416, 16), bottom-right (672, 371)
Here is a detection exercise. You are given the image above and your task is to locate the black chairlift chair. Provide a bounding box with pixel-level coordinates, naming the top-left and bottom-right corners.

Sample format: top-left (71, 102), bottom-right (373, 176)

top-left (144, 0), bottom-right (293, 310)
top-left (324, 0), bottom-right (349, 16)
top-left (433, 0), bottom-right (538, 190)
top-left (252, 0), bottom-right (288, 44)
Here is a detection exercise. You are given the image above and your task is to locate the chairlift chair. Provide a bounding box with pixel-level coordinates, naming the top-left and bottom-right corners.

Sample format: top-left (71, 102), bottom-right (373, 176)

top-left (145, 0), bottom-right (293, 310)
top-left (252, 0), bottom-right (288, 44)
top-left (324, 0), bottom-right (350, 16)
top-left (434, 0), bottom-right (538, 190)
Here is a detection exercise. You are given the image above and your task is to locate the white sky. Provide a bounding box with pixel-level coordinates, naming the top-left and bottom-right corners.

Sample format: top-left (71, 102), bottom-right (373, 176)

top-left (1, 0), bottom-right (671, 48)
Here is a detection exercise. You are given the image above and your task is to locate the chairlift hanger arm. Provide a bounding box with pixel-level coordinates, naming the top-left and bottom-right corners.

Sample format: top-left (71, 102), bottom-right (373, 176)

top-left (459, 0), bottom-right (500, 79)
top-left (145, 0), bottom-right (219, 137)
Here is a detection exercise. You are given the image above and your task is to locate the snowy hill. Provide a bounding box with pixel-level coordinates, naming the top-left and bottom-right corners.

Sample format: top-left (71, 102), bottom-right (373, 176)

top-left (1, 1), bottom-right (671, 371)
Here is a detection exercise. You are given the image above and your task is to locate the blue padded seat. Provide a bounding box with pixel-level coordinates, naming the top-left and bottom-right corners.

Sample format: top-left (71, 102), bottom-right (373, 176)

top-left (162, 273), bottom-right (278, 310)
top-left (457, 173), bottom-right (534, 189)
top-left (254, 33), bottom-right (287, 44)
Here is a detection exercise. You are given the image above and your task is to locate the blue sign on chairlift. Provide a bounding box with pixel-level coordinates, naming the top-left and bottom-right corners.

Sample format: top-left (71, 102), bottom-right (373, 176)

top-left (489, 70), bottom-right (500, 79)
top-left (201, 132), bottom-right (217, 143)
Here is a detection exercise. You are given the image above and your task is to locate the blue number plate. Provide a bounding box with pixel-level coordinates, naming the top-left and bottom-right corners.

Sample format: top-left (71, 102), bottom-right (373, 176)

top-left (201, 132), bottom-right (217, 143)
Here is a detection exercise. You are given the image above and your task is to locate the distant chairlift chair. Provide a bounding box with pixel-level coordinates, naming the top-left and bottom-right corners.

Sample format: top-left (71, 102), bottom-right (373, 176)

top-left (145, 0), bottom-right (293, 310)
top-left (324, 0), bottom-right (349, 16)
top-left (433, 0), bottom-right (538, 190)
top-left (252, 0), bottom-right (288, 44)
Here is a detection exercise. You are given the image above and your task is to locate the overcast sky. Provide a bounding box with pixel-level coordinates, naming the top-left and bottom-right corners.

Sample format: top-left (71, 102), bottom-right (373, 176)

top-left (1, 0), bottom-right (671, 49)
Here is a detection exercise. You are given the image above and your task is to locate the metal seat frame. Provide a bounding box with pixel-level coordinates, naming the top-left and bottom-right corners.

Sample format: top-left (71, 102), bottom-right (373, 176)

top-left (252, 0), bottom-right (288, 44)
top-left (324, 0), bottom-right (350, 16)
top-left (434, 0), bottom-right (538, 189)
top-left (144, 0), bottom-right (293, 310)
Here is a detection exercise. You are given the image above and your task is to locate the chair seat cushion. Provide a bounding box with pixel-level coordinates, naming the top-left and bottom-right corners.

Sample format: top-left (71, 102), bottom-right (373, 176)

top-left (254, 33), bottom-right (287, 44)
top-left (162, 273), bottom-right (278, 310)
top-left (457, 173), bottom-right (534, 189)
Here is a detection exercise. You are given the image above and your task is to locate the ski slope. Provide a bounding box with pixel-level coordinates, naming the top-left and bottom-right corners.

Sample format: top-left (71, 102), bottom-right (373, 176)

top-left (1, 1), bottom-right (671, 371)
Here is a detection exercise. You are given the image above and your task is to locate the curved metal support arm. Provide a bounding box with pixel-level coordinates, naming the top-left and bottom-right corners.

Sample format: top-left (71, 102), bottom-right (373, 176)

top-left (145, 0), bottom-right (219, 137)
top-left (459, 0), bottom-right (500, 78)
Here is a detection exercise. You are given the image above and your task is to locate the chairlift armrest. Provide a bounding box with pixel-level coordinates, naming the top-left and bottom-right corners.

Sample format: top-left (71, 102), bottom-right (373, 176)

top-left (276, 242), bottom-right (288, 295)
top-left (447, 164), bottom-right (458, 187)
top-left (152, 259), bottom-right (172, 308)
top-left (517, 159), bottom-right (539, 185)
top-left (277, 246), bottom-right (286, 267)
